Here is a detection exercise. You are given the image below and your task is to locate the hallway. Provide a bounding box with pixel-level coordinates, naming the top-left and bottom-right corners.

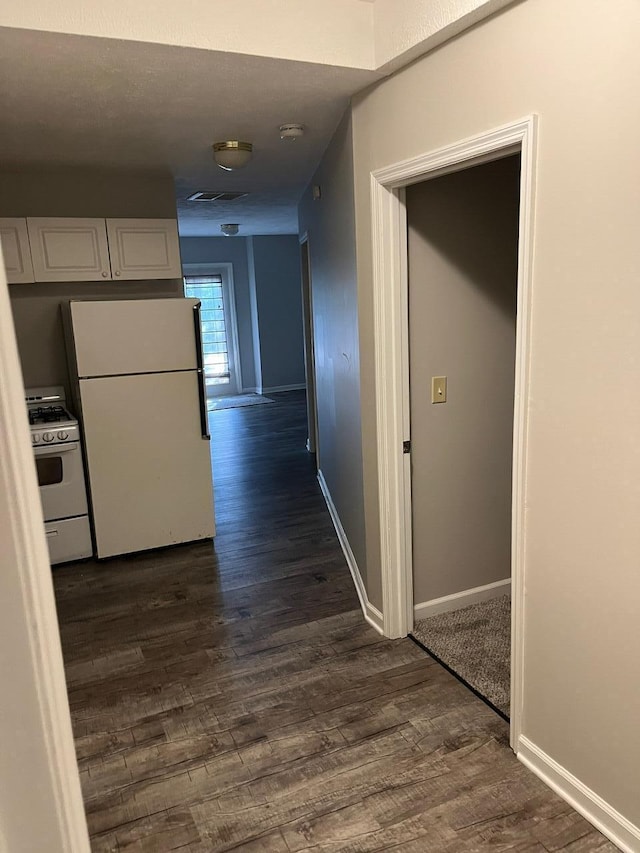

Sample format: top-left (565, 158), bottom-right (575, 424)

top-left (52, 392), bottom-right (612, 852)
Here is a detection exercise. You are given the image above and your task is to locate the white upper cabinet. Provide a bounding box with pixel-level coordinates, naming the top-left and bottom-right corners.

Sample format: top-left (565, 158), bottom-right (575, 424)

top-left (106, 219), bottom-right (181, 280)
top-left (0, 218), bottom-right (35, 284)
top-left (2, 217), bottom-right (182, 283)
top-left (27, 218), bottom-right (111, 282)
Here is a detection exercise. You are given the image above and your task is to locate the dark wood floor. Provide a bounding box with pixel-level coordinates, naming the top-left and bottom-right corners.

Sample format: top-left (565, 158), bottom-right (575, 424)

top-left (53, 391), bottom-right (613, 852)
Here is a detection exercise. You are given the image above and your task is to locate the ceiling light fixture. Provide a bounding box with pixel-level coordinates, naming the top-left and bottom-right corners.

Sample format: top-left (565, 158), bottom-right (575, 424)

top-left (220, 224), bottom-right (239, 237)
top-left (279, 123), bottom-right (304, 140)
top-left (212, 141), bottom-right (253, 171)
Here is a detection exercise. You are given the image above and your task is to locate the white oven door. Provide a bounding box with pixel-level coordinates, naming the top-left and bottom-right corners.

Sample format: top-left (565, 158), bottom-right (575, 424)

top-left (34, 441), bottom-right (88, 522)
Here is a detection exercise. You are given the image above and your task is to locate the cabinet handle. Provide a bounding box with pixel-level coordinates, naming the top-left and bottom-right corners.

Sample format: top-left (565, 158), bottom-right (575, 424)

top-left (101, 271), bottom-right (108, 278)
top-left (115, 270), bottom-right (121, 276)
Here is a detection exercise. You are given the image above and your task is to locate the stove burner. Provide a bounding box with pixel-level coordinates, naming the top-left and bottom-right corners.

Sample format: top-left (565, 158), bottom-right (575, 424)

top-left (28, 405), bottom-right (71, 426)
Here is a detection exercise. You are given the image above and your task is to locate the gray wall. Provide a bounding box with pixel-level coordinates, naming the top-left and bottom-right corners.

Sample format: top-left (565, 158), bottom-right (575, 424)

top-left (351, 0), bottom-right (640, 827)
top-left (180, 235), bottom-right (305, 394)
top-left (407, 156), bottom-right (520, 605)
top-left (179, 236), bottom-right (257, 392)
top-left (248, 235), bottom-right (306, 391)
top-left (3, 168), bottom-right (182, 395)
top-left (298, 111), bottom-right (367, 584)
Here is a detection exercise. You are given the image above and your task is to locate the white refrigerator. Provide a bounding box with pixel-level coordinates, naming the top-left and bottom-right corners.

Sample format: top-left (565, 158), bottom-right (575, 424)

top-left (65, 298), bottom-right (215, 558)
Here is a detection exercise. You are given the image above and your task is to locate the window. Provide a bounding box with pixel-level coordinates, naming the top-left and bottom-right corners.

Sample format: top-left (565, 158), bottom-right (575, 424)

top-left (184, 274), bottom-right (230, 390)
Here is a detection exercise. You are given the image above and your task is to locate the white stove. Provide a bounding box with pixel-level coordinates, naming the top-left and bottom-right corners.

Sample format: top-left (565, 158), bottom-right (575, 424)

top-left (27, 389), bottom-right (81, 446)
top-left (25, 386), bottom-right (93, 565)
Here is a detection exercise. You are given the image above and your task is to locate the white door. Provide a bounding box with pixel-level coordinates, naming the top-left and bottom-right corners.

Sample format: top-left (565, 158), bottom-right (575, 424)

top-left (106, 218), bottom-right (182, 280)
top-left (27, 217), bottom-right (111, 281)
top-left (80, 370), bottom-right (215, 558)
top-left (183, 265), bottom-right (242, 397)
top-left (70, 297), bottom-right (199, 377)
top-left (0, 217), bottom-right (34, 283)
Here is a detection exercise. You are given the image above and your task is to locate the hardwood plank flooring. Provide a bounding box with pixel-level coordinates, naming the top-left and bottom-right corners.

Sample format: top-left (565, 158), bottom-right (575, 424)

top-left (53, 391), bottom-right (613, 852)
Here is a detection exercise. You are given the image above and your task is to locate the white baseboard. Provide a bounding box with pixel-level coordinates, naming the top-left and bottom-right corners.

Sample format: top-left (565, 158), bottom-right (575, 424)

top-left (262, 383), bottom-right (306, 394)
top-left (414, 577), bottom-right (511, 621)
top-left (317, 470), bottom-right (383, 635)
top-left (518, 736), bottom-right (640, 853)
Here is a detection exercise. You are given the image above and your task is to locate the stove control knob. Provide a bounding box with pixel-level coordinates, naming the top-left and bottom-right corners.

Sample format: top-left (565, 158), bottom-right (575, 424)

top-left (32, 433), bottom-right (40, 444)
top-left (57, 430), bottom-right (69, 441)
top-left (43, 432), bottom-right (54, 442)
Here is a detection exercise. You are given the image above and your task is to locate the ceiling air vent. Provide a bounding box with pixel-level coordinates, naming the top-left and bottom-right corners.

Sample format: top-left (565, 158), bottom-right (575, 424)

top-left (186, 191), bottom-right (249, 202)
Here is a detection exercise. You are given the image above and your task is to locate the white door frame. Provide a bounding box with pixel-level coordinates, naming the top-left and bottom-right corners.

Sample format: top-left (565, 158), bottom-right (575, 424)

top-left (0, 253), bottom-right (90, 850)
top-left (371, 116), bottom-right (538, 751)
top-left (183, 262), bottom-right (243, 395)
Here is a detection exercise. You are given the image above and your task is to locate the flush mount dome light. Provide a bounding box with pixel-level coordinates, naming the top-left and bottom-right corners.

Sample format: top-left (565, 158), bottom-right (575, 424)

top-left (212, 141), bottom-right (253, 171)
top-left (220, 224), bottom-right (239, 237)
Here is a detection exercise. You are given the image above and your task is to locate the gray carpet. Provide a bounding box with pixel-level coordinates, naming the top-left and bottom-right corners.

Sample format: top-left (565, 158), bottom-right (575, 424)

top-left (412, 594), bottom-right (511, 716)
top-left (208, 394), bottom-right (274, 411)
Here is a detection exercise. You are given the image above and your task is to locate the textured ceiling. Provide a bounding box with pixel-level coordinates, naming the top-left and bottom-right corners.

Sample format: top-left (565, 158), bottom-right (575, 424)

top-left (0, 27), bottom-right (379, 236)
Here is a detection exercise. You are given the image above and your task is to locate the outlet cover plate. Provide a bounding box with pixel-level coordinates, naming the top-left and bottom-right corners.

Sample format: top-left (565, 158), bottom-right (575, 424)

top-left (431, 376), bottom-right (447, 403)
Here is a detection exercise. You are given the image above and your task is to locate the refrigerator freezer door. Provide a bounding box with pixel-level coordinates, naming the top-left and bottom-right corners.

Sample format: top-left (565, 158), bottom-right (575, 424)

top-left (80, 371), bottom-right (215, 558)
top-left (70, 298), bottom-right (200, 377)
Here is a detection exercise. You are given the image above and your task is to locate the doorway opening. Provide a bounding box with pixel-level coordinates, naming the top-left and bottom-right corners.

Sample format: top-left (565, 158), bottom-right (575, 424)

top-left (370, 117), bottom-right (537, 751)
top-left (406, 154), bottom-right (521, 722)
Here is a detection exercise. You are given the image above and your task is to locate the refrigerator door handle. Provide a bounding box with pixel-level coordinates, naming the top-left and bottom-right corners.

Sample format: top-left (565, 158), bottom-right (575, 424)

top-left (193, 302), bottom-right (211, 441)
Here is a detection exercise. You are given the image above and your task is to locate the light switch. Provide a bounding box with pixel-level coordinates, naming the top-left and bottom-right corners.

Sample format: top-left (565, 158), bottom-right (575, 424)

top-left (431, 376), bottom-right (447, 403)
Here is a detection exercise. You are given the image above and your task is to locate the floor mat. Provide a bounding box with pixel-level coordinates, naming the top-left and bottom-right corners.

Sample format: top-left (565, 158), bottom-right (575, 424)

top-left (208, 394), bottom-right (274, 411)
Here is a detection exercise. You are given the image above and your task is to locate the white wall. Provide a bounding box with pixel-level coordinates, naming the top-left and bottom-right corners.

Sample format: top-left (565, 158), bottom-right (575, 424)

top-left (180, 237), bottom-right (257, 392)
top-left (0, 253), bottom-right (90, 852)
top-left (0, 0), bottom-right (375, 69)
top-left (351, 0), bottom-right (640, 829)
top-left (3, 168), bottom-right (183, 394)
top-left (407, 156), bottom-right (520, 605)
top-left (0, 0), bottom-right (522, 74)
top-left (373, 0), bottom-right (516, 72)
top-left (298, 111), bottom-right (367, 586)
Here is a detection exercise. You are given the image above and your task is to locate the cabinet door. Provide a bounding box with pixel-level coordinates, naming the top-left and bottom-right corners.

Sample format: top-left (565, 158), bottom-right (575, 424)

top-left (106, 218), bottom-right (182, 280)
top-left (0, 218), bottom-right (34, 284)
top-left (27, 218), bottom-right (111, 282)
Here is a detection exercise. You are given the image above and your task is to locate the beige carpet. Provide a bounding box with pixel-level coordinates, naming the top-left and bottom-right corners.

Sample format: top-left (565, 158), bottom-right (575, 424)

top-left (411, 594), bottom-right (511, 717)
top-left (208, 394), bottom-right (274, 411)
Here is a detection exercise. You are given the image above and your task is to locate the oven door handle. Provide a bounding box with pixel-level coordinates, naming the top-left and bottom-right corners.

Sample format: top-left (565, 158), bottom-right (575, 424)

top-left (33, 441), bottom-right (79, 456)
top-left (192, 301), bottom-right (211, 441)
